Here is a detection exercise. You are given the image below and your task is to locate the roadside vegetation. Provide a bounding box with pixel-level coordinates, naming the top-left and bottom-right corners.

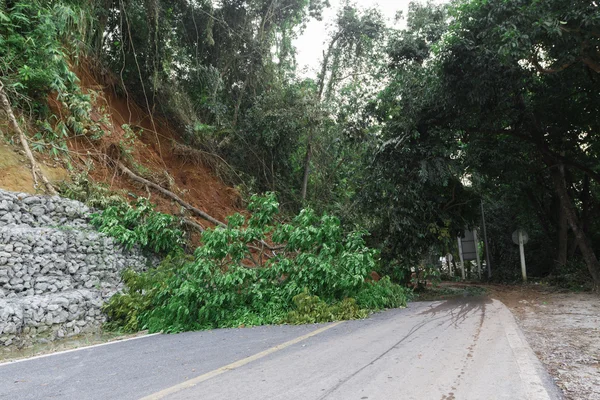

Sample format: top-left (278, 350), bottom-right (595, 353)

top-left (0, 0), bottom-right (599, 334)
top-left (103, 194), bottom-right (408, 333)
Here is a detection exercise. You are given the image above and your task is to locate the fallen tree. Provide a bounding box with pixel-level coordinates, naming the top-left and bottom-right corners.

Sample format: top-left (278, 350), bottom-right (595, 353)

top-left (114, 160), bottom-right (225, 227)
top-left (114, 159), bottom-right (286, 252)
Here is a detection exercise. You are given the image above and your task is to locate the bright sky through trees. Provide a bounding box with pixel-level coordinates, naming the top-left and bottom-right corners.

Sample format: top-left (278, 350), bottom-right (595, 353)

top-left (294, 0), bottom-right (412, 74)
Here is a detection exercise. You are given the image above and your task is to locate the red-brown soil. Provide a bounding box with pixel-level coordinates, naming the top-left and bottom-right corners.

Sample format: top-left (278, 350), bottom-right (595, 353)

top-left (0, 62), bottom-right (244, 243)
top-left (60, 63), bottom-right (243, 233)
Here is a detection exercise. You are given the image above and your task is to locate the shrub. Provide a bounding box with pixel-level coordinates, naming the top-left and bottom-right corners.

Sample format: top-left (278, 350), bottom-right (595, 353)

top-left (59, 172), bottom-right (128, 210)
top-left (103, 255), bottom-right (189, 332)
top-left (1, 1), bottom-right (101, 154)
top-left (355, 276), bottom-right (409, 310)
top-left (286, 290), bottom-right (367, 324)
top-left (60, 173), bottom-right (184, 255)
top-left (90, 198), bottom-right (184, 255)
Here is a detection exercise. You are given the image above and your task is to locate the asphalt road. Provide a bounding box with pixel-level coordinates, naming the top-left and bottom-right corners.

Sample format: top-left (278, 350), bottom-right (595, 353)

top-left (0, 297), bottom-right (562, 400)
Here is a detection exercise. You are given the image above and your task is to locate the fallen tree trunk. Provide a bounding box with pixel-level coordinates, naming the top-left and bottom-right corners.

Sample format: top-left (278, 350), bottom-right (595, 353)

top-left (115, 161), bottom-right (226, 227)
top-left (0, 83), bottom-right (57, 196)
top-left (116, 160), bottom-right (287, 252)
top-left (181, 217), bottom-right (205, 232)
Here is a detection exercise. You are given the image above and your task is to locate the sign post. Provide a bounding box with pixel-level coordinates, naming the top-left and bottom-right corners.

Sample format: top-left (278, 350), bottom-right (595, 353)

top-left (512, 229), bottom-right (529, 282)
top-left (481, 200), bottom-right (492, 279)
top-left (457, 237), bottom-right (466, 280)
top-left (474, 229), bottom-right (482, 280)
top-left (446, 253), bottom-right (454, 277)
top-left (458, 229), bottom-right (478, 280)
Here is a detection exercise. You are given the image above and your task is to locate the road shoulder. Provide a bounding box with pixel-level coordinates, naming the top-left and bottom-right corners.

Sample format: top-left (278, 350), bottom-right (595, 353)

top-left (491, 285), bottom-right (599, 400)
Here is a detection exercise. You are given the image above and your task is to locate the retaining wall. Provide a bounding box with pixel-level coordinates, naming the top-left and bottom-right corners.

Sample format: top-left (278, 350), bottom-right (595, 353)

top-left (0, 189), bottom-right (150, 347)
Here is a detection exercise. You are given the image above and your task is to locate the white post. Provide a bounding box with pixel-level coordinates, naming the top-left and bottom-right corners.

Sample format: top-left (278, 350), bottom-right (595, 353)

top-left (519, 230), bottom-right (527, 282)
top-left (481, 200), bottom-right (492, 279)
top-left (474, 228), bottom-right (482, 280)
top-left (457, 237), bottom-right (466, 280)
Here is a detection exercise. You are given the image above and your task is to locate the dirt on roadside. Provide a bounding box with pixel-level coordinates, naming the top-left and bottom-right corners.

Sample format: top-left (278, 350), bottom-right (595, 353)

top-left (489, 284), bottom-right (600, 400)
top-left (0, 331), bottom-right (151, 364)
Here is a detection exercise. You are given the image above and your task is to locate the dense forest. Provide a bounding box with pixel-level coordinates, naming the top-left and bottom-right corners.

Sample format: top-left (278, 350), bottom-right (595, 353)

top-left (1, 0), bottom-right (599, 331)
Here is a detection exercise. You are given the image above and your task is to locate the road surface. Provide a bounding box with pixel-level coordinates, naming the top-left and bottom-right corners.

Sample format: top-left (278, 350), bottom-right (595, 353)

top-left (0, 297), bottom-right (561, 400)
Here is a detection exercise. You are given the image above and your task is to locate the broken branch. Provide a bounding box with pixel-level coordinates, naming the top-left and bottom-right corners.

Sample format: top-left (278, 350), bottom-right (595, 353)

top-left (115, 160), bottom-right (226, 227)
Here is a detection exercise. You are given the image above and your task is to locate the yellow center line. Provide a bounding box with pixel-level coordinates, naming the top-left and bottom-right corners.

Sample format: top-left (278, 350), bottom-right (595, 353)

top-left (139, 321), bottom-right (344, 400)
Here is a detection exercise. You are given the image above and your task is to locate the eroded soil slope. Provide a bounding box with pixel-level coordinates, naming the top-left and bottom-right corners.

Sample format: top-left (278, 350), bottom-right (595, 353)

top-left (0, 143), bottom-right (68, 193)
top-left (70, 67), bottom-right (243, 227)
top-left (1, 64), bottom-right (244, 234)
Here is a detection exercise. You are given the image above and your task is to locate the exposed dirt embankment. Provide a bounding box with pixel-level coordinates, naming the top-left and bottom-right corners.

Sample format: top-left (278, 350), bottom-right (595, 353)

top-left (65, 66), bottom-right (243, 227)
top-left (491, 285), bottom-right (600, 400)
top-left (0, 143), bottom-right (68, 194)
top-left (1, 63), bottom-right (244, 235)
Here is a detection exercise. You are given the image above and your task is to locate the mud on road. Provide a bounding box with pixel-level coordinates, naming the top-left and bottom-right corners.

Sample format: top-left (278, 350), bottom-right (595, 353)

top-left (490, 285), bottom-right (600, 400)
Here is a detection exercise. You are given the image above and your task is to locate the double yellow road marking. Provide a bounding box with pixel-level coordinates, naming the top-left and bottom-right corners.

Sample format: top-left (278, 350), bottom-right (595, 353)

top-left (140, 321), bottom-right (343, 400)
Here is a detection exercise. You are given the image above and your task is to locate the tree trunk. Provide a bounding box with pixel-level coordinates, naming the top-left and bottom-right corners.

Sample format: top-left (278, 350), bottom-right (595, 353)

top-left (300, 140), bottom-right (312, 202)
top-left (115, 161), bottom-right (225, 227)
top-left (299, 33), bottom-right (343, 202)
top-left (549, 162), bottom-right (600, 288)
top-left (581, 174), bottom-right (591, 235)
top-left (317, 33), bottom-right (341, 100)
top-left (144, 0), bottom-right (160, 107)
top-left (556, 203), bottom-right (568, 268)
top-left (0, 83), bottom-right (57, 196)
top-left (569, 174), bottom-right (591, 259)
top-left (232, 79), bottom-right (247, 127)
top-left (555, 163), bottom-right (568, 268)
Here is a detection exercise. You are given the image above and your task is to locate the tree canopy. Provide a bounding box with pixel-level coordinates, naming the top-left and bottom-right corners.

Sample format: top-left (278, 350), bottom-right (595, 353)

top-left (2, 0), bottom-right (600, 288)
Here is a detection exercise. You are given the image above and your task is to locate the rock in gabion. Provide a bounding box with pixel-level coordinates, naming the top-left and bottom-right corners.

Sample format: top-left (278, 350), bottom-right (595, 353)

top-left (0, 189), bottom-right (151, 348)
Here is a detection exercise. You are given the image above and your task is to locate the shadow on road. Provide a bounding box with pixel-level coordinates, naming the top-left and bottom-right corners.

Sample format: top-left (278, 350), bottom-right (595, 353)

top-left (418, 296), bottom-right (492, 328)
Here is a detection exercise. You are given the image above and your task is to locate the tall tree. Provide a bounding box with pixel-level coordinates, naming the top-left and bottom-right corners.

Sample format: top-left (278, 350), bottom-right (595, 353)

top-left (301, 4), bottom-right (386, 202)
top-left (438, 0), bottom-right (600, 286)
top-left (359, 2), bottom-right (477, 274)
top-left (365, 0), bottom-right (600, 285)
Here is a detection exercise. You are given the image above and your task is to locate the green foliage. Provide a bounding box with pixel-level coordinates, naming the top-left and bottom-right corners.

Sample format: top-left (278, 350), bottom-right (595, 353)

top-left (546, 260), bottom-right (593, 291)
top-left (1, 1), bottom-right (80, 99)
top-left (411, 264), bottom-right (441, 290)
top-left (358, 0), bottom-right (600, 286)
top-left (286, 290), bottom-right (367, 324)
top-left (0, 0), bottom-right (100, 153)
top-left (352, 2), bottom-right (479, 278)
top-left (12, 0), bottom-right (597, 290)
top-left (59, 172), bottom-right (128, 210)
top-left (355, 277), bottom-right (409, 310)
top-left (103, 194), bottom-right (409, 333)
top-left (231, 84), bottom-right (320, 207)
top-left (90, 198), bottom-right (184, 255)
top-left (103, 255), bottom-right (190, 332)
top-left (101, 0), bottom-right (328, 128)
top-left (118, 124), bottom-right (142, 162)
